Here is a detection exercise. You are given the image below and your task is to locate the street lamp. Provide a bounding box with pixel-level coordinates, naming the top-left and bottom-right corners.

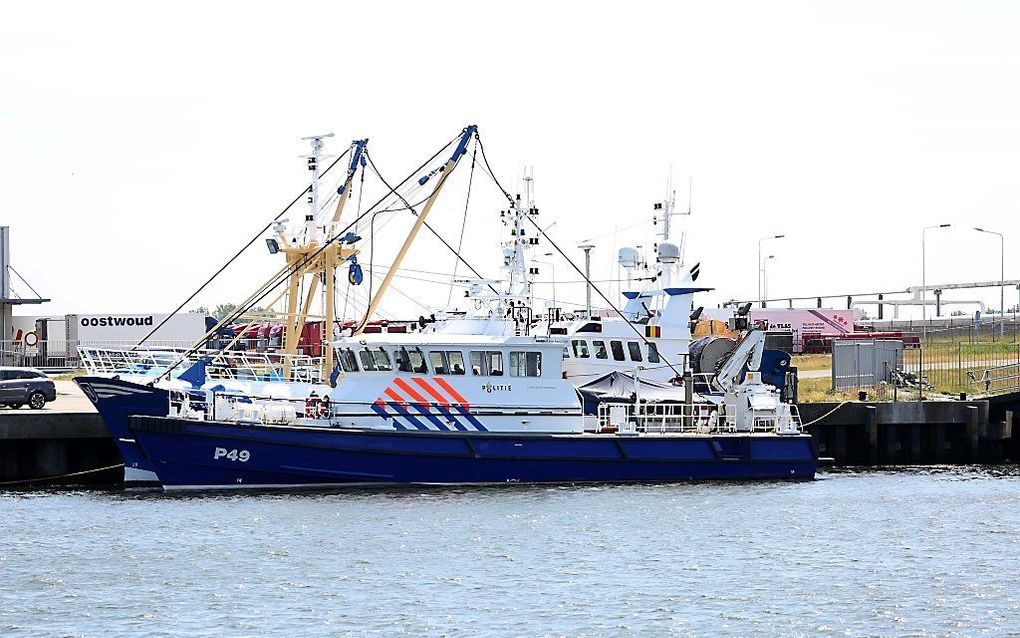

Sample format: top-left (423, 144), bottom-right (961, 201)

top-left (763, 255), bottom-right (776, 307)
top-left (758, 235), bottom-right (785, 307)
top-left (974, 227), bottom-right (1005, 336)
top-left (922, 224), bottom-right (951, 328)
top-left (535, 252), bottom-right (557, 310)
top-left (578, 243), bottom-right (595, 317)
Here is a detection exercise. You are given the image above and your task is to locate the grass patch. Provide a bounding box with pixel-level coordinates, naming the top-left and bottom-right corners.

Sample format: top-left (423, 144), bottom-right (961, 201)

top-left (51, 370), bottom-right (86, 381)
top-left (791, 354), bottom-right (831, 372)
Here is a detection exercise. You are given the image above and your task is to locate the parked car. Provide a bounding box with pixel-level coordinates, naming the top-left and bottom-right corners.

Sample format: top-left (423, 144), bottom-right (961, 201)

top-left (0, 367), bottom-right (57, 410)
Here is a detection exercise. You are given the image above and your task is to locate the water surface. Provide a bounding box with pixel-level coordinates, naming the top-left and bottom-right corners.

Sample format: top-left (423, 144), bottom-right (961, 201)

top-left (2, 468), bottom-right (1018, 637)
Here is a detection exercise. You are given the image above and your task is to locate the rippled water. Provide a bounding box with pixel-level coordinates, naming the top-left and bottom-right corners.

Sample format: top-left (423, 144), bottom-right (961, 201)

top-left (2, 468), bottom-right (1019, 637)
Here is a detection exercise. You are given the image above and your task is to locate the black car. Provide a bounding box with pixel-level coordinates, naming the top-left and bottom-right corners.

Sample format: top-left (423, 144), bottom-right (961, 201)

top-left (0, 367), bottom-right (57, 410)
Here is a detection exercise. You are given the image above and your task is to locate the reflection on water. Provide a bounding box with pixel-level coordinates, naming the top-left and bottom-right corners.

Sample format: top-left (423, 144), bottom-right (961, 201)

top-left (2, 468), bottom-right (1018, 637)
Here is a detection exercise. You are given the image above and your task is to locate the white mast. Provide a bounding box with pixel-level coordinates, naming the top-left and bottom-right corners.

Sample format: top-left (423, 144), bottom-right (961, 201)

top-left (301, 132), bottom-right (334, 243)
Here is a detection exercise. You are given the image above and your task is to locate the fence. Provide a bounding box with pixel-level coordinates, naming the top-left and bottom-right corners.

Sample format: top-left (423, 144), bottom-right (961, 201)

top-left (0, 339), bottom-right (194, 370)
top-left (831, 339), bottom-right (904, 391)
top-left (904, 341), bottom-right (1020, 395)
top-left (0, 338), bottom-right (322, 372)
top-left (861, 317), bottom-right (1020, 343)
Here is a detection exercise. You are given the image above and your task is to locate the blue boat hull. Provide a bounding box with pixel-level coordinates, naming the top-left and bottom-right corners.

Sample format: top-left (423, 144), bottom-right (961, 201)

top-left (129, 416), bottom-right (817, 489)
top-left (74, 376), bottom-right (169, 484)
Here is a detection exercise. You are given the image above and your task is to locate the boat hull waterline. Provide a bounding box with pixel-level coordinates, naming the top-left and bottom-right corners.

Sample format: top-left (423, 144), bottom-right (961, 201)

top-left (74, 376), bottom-right (170, 485)
top-left (128, 416), bottom-right (817, 490)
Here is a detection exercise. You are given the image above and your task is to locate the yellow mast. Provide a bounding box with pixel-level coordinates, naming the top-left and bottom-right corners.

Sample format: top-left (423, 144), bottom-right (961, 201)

top-left (279, 138), bottom-right (368, 379)
top-left (354, 125), bottom-right (476, 335)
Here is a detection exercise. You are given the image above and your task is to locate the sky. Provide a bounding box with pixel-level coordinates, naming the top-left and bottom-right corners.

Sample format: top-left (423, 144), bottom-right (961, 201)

top-left (2, 0), bottom-right (1019, 323)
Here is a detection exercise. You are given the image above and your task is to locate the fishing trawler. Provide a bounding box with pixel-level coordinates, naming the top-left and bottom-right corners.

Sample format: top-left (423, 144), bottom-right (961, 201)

top-left (79, 125), bottom-right (816, 490)
top-left (76, 135), bottom-right (372, 485)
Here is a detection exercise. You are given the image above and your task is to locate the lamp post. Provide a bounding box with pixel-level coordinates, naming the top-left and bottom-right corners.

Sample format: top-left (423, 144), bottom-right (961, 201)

top-left (763, 255), bottom-right (776, 307)
top-left (535, 253), bottom-right (557, 310)
top-left (974, 227), bottom-right (1005, 336)
top-left (922, 224), bottom-right (951, 331)
top-left (758, 235), bottom-right (785, 307)
top-left (578, 243), bottom-right (595, 317)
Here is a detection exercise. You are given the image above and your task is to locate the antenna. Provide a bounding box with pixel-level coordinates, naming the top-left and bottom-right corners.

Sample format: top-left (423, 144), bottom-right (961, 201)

top-left (680, 175), bottom-right (693, 264)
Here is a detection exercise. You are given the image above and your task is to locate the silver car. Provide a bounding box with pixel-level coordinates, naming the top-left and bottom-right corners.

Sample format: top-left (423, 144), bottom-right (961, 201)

top-left (0, 367), bottom-right (57, 410)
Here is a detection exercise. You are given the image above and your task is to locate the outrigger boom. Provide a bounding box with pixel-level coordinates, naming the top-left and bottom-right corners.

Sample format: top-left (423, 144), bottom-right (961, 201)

top-left (353, 125), bottom-right (477, 335)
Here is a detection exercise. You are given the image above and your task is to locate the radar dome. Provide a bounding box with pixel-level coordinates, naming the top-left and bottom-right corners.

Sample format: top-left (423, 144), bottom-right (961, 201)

top-left (657, 241), bottom-right (681, 264)
top-left (618, 246), bottom-right (640, 269)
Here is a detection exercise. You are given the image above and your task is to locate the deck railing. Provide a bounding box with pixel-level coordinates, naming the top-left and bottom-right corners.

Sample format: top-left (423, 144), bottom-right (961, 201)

top-left (595, 402), bottom-right (803, 435)
top-left (80, 346), bottom-right (326, 384)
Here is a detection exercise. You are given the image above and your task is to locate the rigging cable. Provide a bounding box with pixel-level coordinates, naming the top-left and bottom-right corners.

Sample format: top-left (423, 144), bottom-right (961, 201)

top-left (133, 146), bottom-right (353, 348)
top-left (448, 143), bottom-right (477, 306)
top-left (364, 148), bottom-right (499, 296)
top-left (473, 131), bottom-right (684, 379)
top-left (154, 131), bottom-right (464, 381)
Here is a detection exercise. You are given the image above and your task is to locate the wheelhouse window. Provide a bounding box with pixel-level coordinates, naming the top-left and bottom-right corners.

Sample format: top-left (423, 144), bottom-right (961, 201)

top-left (360, 347), bottom-right (391, 372)
top-left (409, 348), bottom-right (428, 373)
top-left (470, 351), bottom-right (504, 376)
top-left (593, 340), bottom-right (608, 359)
top-left (610, 340), bottom-right (625, 361)
top-left (628, 342), bottom-right (643, 362)
top-left (447, 351), bottom-right (466, 375)
top-left (429, 351), bottom-right (448, 375)
top-left (358, 349), bottom-right (377, 371)
top-left (429, 351), bottom-right (467, 375)
top-left (395, 347), bottom-right (428, 374)
top-left (571, 339), bottom-right (589, 358)
top-left (647, 343), bottom-right (661, 364)
top-left (510, 351), bottom-right (542, 377)
top-left (339, 348), bottom-right (359, 372)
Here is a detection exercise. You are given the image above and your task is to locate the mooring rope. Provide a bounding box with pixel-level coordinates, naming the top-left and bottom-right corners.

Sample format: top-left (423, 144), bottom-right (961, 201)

top-left (0, 463), bottom-right (126, 487)
top-left (799, 401), bottom-right (850, 427)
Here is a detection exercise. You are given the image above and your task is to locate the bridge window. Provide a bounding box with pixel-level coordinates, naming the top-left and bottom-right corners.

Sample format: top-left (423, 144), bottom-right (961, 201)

top-left (358, 349), bottom-right (377, 371)
top-left (593, 340), bottom-right (608, 359)
top-left (647, 343), bottom-right (661, 364)
top-left (395, 347), bottom-right (429, 374)
top-left (429, 351), bottom-right (448, 375)
top-left (510, 351), bottom-right (542, 377)
top-left (610, 340), bottom-right (625, 361)
top-left (409, 348), bottom-right (428, 373)
top-left (470, 351), bottom-right (504, 376)
top-left (339, 348), bottom-right (359, 372)
top-left (372, 348), bottom-right (392, 371)
top-left (428, 351), bottom-right (466, 375)
top-left (571, 339), bottom-right (589, 358)
top-left (628, 342), bottom-right (643, 362)
top-left (447, 351), bottom-right (466, 375)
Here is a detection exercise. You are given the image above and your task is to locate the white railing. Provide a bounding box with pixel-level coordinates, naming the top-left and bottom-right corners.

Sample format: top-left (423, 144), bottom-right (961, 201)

top-left (595, 402), bottom-right (803, 435)
top-left (168, 390), bottom-right (327, 425)
top-left (79, 346), bottom-right (326, 384)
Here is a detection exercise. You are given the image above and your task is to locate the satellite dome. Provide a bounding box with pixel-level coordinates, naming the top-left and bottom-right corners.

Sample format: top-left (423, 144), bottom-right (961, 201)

top-left (658, 241), bottom-right (680, 264)
top-left (618, 246), bottom-right (640, 269)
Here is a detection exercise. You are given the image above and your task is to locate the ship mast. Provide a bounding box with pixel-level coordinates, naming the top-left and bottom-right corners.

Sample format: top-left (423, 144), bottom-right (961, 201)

top-left (277, 135), bottom-right (367, 378)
